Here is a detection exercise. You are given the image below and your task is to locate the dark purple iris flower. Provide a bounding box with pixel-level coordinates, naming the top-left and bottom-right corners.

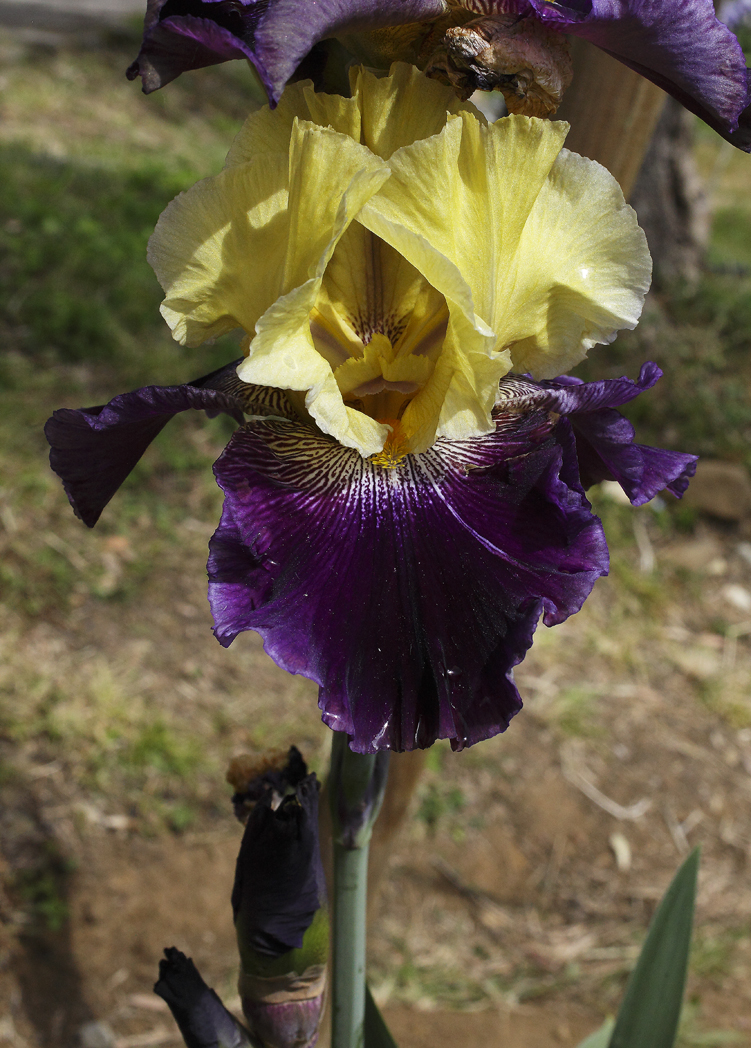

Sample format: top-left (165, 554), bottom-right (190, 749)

top-left (45, 359), bottom-right (695, 753)
top-left (126, 0), bottom-right (751, 149)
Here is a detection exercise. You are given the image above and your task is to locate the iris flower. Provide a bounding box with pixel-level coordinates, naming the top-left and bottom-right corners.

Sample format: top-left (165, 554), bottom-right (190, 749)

top-left (127, 0), bottom-right (751, 149)
top-left (46, 66), bottom-right (695, 753)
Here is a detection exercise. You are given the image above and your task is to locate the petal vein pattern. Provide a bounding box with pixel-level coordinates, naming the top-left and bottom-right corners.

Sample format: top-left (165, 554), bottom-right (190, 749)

top-left (45, 362), bottom-right (696, 753)
top-left (208, 416), bottom-right (608, 753)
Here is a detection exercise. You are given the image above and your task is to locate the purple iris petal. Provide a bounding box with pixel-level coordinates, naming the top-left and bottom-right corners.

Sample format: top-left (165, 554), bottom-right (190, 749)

top-left (128, 0), bottom-right (447, 103)
top-left (208, 408), bottom-right (609, 753)
top-left (232, 774), bottom-right (325, 958)
top-left (526, 0), bottom-right (751, 149)
top-left (46, 360), bottom-right (695, 754)
top-left (525, 363), bottom-right (698, 503)
top-left (43, 362), bottom-right (293, 528)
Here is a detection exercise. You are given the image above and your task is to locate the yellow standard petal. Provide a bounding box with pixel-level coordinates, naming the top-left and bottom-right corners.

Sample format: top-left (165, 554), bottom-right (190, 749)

top-left (225, 81), bottom-right (362, 167)
top-left (497, 149), bottom-right (652, 378)
top-left (148, 154), bottom-right (289, 346)
top-left (150, 65), bottom-right (651, 461)
top-left (236, 121), bottom-right (391, 456)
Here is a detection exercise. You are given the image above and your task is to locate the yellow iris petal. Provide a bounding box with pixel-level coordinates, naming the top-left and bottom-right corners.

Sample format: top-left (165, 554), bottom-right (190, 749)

top-left (148, 154), bottom-right (289, 346)
top-left (236, 122), bottom-right (391, 455)
top-left (497, 148), bottom-right (652, 377)
top-left (150, 64), bottom-right (650, 459)
top-left (225, 82), bottom-right (361, 168)
top-left (351, 62), bottom-right (482, 160)
top-left (359, 112), bottom-right (568, 345)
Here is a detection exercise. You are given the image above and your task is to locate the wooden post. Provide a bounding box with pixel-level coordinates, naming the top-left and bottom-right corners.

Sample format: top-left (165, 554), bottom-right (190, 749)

top-left (556, 38), bottom-right (667, 199)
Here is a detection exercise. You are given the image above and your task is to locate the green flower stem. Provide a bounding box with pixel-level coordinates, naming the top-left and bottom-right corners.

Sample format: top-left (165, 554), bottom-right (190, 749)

top-left (332, 838), bottom-right (370, 1048)
top-left (328, 732), bottom-right (390, 1048)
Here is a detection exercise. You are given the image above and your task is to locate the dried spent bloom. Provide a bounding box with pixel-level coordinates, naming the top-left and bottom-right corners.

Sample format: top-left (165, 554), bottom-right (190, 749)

top-left (127, 0), bottom-right (751, 149)
top-left (46, 67), bottom-right (696, 752)
top-left (424, 12), bottom-right (574, 114)
top-left (227, 745), bottom-right (308, 823)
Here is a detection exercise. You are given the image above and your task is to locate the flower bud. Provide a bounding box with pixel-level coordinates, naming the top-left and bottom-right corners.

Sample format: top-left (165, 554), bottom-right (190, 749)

top-left (232, 773), bottom-right (328, 1048)
top-left (154, 947), bottom-right (253, 1048)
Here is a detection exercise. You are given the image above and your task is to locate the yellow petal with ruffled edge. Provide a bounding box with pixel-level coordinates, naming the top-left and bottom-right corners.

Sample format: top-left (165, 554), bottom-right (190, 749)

top-left (495, 149), bottom-right (651, 378)
top-left (148, 153), bottom-right (290, 345)
top-left (149, 117), bottom-right (388, 362)
top-left (150, 66), bottom-right (651, 459)
top-left (357, 113), bottom-right (567, 446)
top-left (236, 121), bottom-right (392, 456)
top-left (359, 113), bottom-right (568, 341)
top-left (360, 110), bottom-right (649, 389)
top-left (351, 62), bottom-right (483, 160)
top-left (224, 81), bottom-right (362, 167)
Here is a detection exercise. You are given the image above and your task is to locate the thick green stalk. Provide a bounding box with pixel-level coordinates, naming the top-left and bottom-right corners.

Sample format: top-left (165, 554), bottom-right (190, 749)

top-left (332, 838), bottom-right (369, 1048)
top-left (328, 732), bottom-right (390, 1048)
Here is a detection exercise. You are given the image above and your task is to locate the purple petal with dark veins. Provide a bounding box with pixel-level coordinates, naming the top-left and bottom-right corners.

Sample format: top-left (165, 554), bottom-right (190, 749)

top-left (127, 0), bottom-right (447, 103)
top-left (527, 0), bottom-right (751, 149)
top-left (44, 362), bottom-right (291, 528)
top-left (510, 362), bottom-right (698, 504)
top-left (208, 411), bottom-right (609, 753)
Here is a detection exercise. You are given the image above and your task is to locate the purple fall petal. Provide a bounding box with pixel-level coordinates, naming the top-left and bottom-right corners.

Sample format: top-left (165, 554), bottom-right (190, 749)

top-left (128, 0), bottom-right (447, 102)
top-left (531, 363), bottom-right (698, 504)
top-left (531, 0), bottom-right (751, 149)
top-left (208, 411), bottom-right (609, 753)
top-left (43, 362), bottom-right (291, 528)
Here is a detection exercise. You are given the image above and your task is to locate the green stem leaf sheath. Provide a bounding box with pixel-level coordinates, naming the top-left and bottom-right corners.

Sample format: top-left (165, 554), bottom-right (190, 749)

top-left (328, 732), bottom-right (390, 1048)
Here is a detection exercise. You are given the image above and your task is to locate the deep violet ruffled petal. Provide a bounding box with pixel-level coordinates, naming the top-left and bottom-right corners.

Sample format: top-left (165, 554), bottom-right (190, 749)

top-left (527, 0), bottom-right (751, 148)
top-left (208, 414), bottom-right (608, 753)
top-left (128, 0), bottom-right (446, 103)
top-left (44, 361), bottom-right (257, 528)
top-left (503, 363), bottom-right (697, 504)
top-left (570, 413), bottom-right (698, 504)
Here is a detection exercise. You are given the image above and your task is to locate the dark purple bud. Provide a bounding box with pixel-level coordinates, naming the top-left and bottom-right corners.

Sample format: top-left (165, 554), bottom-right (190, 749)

top-left (232, 774), bottom-right (327, 965)
top-left (154, 947), bottom-right (253, 1048)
